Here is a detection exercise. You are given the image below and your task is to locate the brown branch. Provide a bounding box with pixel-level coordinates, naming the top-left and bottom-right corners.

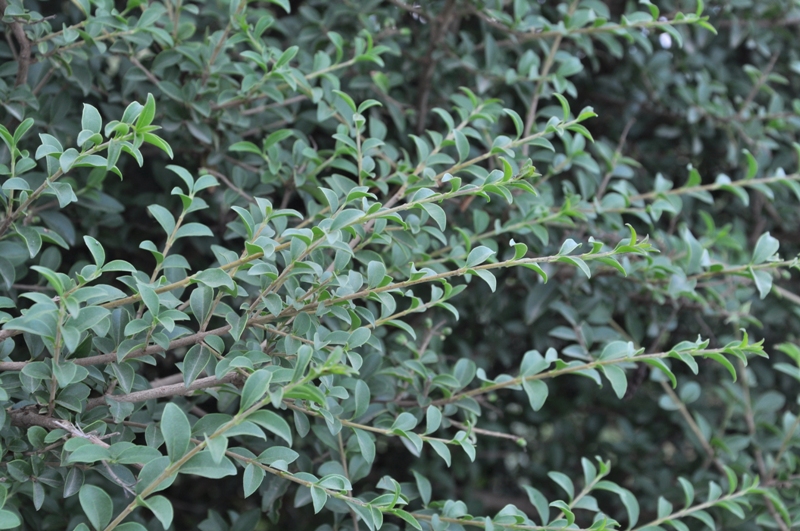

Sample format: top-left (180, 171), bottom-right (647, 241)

top-left (0, 322), bottom-right (236, 370)
top-left (0, 0), bottom-right (31, 86)
top-left (9, 407), bottom-right (63, 430)
top-left (715, 17), bottom-right (800, 28)
top-left (129, 55), bottom-right (161, 86)
top-left (521, 0), bottom-right (578, 155)
top-left (32, 66), bottom-right (55, 95)
top-left (201, 167), bottom-right (255, 203)
top-left (86, 372), bottom-right (244, 410)
top-left (414, 0), bottom-right (459, 135)
top-left (240, 94), bottom-right (307, 116)
top-left (596, 117), bottom-right (636, 200)
top-left (149, 373), bottom-right (185, 388)
top-left (736, 51), bottom-right (780, 120)
top-left (449, 419), bottom-right (524, 444)
top-left (737, 359), bottom-right (791, 531)
top-left (659, 380), bottom-right (725, 473)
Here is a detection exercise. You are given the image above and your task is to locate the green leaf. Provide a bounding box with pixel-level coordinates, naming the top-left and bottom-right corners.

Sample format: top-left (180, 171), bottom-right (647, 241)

top-left (742, 149), bottom-right (758, 178)
top-left (548, 471), bottom-right (575, 500)
top-left (121, 101), bottom-right (144, 124)
top-left (292, 344), bottom-right (313, 383)
top-left (522, 486), bottom-right (550, 525)
top-left (0, 510), bottom-right (20, 529)
top-left (52, 361), bottom-right (78, 388)
top-left (249, 410), bottom-right (293, 446)
top-left (21, 362), bottom-right (50, 380)
top-left (195, 268), bottom-right (235, 290)
top-left (12, 118), bottom-right (34, 144)
top-left (141, 495), bottom-right (173, 530)
top-left (161, 403), bottom-right (191, 461)
top-left (30, 266), bottom-right (64, 296)
top-left (144, 133), bottom-right (174, 159)
top-left (137, 93), bottom-right (157, 129)
top-left (182, 345), bottom-right (211, 387)
top-left (83, 235), bottom-right (105, 267)
top-left (137, 283), bottom-right (160, 317)
top-left (284, 383), bottom-right (326, 405)
top-left (148, 204), bottom-right (175, 236)
top-left (413, 470), bottom-right (432, 506)
top-left (79, 484), bottom-right (113, 530)
top-left (330, 209), bottom-right (364, 231)
top-left (466, 246), bottom-right (494, 267)
top-left (554, 93), bottom-right (570, 120)
top-left (595, 481), bottom-right (639, 528)
top-left (230, 141), bottom-right (263, 155)
top-left (136, 456), bottom-right (177, 494)
top-left (392, 509), bottom-right (423, 530)
top-left (175, 223), bottom-right (213, 239)
top-left (601, 365), bottom-right (628, 399)
top-left (243, 463), bottom-right (265, 497)
top-left (81, 104), bottom-right (102, 134)
top-left (267, 0), bottom-right (290, 13)
top-left (333, 90), bottom-right (357, 113)
top-left (522, 379), bottom-right (548, 411)
top-left (190, 285), bottom-right (213, 326)
top-left (68, 444), bottom-right (110, 464)
top-left (421, 202), bottom-right (446, 231)
top-left (425, 406), bottom-right (442, 434)
top-left (310, 485), bottom-right (327, 513)
top-left (17, 225), bottom-right (42, 258)
top-left (472, 269), bottom-right (496, 291)
top-left (643, 358), bottom-right (677, 388)
top-left (704, 352), bottom-right (737, 381)
top-left (205, 434), bottom-right (228, 464)
top-left (751, 232), bottom-right (779, 264)
top-left (240, 369), bottom-right (273, 411)
top-left (453, 129), bottom-right (469, 162)
top-left (428, 439), bottom-right (451, 466)
top-left (751, 268), bottom-right (773, 299)
top-left (353, 380), bottom-right (370, 419)
top-left (180, 453), bottom-right (237, 478)
top-left (354, 428), bottom-right (375, 464)
top-left (366, 261), bottom-right (386, 288)
top-left (503, 108), bottom-right (524, 138)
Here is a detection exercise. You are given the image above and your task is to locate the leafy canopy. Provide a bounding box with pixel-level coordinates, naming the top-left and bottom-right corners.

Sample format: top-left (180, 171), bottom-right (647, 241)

top-left (0, 0), bottom-right (799, 530)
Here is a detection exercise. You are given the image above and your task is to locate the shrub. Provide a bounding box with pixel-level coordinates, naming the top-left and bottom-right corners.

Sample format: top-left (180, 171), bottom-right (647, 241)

top-left (0, 0), bottom-right (799, 530)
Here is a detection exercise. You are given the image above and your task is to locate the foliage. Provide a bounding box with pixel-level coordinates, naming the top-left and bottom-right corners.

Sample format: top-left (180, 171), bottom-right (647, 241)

top-left (0, 0), bottom-right (800, 530)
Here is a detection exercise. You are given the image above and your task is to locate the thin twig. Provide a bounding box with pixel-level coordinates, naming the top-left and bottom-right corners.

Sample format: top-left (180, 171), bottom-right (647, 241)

top-left (659, 380), bottom-right (726, 473)
top-left (240, 94), bottom-right (307, 116)
top-left (338, 431), bottom-right (360, 531)
top-left (449, 419), bottom-right (524, 444)
top-left (414, 0), bottom-right (458, 135)
top-left (201, 167), bottom-right (255, 203)
top-left (736, 51), bottom-right (780, 119)
top-left (596, 117), bottom-right (636, 200)
top-left (737, 359), bottom-right (791, 531)
top-left (129, 55), bottom-right (161, 86)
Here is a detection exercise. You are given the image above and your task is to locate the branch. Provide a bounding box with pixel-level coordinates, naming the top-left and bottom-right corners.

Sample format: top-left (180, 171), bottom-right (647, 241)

top-left (128, 55), bottom-right (161, 86)
top-left (0, 0), bottom-right (31, 86)
top-left (736, 51), bottom-right (780, 119)
top-left (200, 167), bottom-right (255, 203)
top-left (521, 0), bottom-right (578, 154)
top-left (86, 372), bottom-right (245, 410)
top-left (659, 380), bottom-right (726, 473)
top-left (414, 0), bottom-right (459, 135)
top-left (737, 359), bottom-right (791, 531)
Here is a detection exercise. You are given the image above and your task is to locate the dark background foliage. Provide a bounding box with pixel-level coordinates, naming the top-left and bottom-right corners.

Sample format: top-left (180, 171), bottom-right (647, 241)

top-left (2, 0), bottom-right (800, 530)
